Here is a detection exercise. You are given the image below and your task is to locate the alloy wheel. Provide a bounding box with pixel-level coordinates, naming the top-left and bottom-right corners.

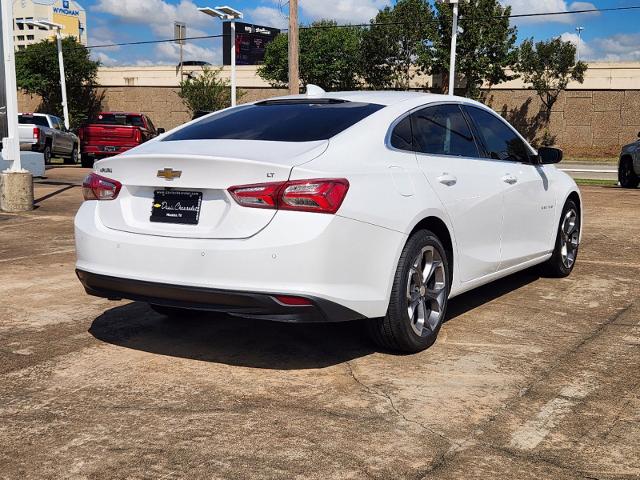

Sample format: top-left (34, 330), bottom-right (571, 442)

top-left (406, 246), bottom-right (447, 336)
top-left (560, 209), bottom-right (579, 269)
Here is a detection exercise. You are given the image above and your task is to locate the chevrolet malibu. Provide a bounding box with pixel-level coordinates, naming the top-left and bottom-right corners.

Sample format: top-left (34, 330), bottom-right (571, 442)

top-left (75, 89), bottom-right (582, 353)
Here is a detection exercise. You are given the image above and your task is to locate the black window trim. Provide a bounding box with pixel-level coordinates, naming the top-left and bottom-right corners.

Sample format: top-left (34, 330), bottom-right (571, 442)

top-left (461, 104), bottom-right (536, 164)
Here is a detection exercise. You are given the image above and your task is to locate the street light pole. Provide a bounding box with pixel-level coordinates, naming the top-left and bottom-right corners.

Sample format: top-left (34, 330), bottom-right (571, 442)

top-left (55, 28), bottom-right (70, 129)
top-left (288, 0), bottom-right (299, 95)
top-left (575, 26), bottom-right (584, 61)
top-left (448, 0), bottom-right (459, 95)
top-left (198, 5), bottom-right (243, 108)
top-left (25, 21), bottom-right (69, 129)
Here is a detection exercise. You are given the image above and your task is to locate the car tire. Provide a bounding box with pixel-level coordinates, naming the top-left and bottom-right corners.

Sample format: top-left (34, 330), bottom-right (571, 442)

top-left (149, 304), bottom-right (201, 319)
top-left (43, 143), bottom-right (52, 164)
top-left (366, 229), bottom-right (451, 353)
top-left (619, 157), bottom-right (639, 189)
top-left (542, 199), bottom-right (580, 278)
top-left (81, 154), bottom-right (94, 169)
top-left (64, 145), bottom-right (79, 165)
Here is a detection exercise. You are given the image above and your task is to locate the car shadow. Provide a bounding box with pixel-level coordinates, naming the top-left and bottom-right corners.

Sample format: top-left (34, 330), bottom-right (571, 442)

top-left (89, 268), bottom-right (541, 370)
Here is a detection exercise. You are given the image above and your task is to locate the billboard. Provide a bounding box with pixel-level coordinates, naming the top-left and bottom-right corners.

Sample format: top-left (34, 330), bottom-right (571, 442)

top-left (0, 4), bottom-right (8, 140)
top-left (223, 22), bottom-right (281, 66)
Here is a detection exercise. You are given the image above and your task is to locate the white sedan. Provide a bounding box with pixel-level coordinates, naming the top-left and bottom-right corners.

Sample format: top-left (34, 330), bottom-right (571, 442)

top-left (75, 89), bottom-right (582, 353)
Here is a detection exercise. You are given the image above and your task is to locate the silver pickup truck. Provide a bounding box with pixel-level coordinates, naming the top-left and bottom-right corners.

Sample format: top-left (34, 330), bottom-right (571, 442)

top-left (619, 132), bottom-right (640, 188)
top-left (18, 113), bottom-right (79, 164)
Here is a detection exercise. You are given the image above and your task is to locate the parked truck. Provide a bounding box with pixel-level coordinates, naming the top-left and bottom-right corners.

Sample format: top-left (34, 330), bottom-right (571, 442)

top-left (78, 112), bottom-right (164, 168)
top-left (18, 113), bottom-right (79, 164)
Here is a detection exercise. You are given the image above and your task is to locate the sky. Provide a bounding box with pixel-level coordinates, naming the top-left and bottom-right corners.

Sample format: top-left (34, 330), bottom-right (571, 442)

top-left (78, 0), bottom-right (640, 66)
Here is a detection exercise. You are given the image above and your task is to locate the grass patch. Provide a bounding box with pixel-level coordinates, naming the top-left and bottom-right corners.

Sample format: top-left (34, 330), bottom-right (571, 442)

top-left (574, 178), bottom-right (618, 187)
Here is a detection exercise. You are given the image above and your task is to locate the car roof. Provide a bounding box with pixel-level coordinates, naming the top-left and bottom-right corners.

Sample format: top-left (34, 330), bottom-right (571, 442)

top-left (260, 90), bottom-right (488, 109)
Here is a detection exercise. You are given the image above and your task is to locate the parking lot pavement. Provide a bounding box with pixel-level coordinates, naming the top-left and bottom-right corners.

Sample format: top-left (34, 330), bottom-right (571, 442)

top-left (1, 166), bottom-right (639, 479)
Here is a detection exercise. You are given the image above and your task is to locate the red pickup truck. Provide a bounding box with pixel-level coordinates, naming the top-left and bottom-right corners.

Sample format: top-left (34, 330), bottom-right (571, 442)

top-left (78, 112), bottom-right (164, 168)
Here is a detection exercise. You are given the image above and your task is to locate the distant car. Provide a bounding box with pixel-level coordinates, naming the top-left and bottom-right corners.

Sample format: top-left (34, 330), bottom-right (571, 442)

top-left (75, 90), bottom-right (582, 353)
top-left (619, 132), bottom-right (640, 188)
top-left (78, 112), bottom-right (164, 168)
top-left (178, 61), bottom-right (212, 68)
top-left (18, 113), bottom-right (79, 164)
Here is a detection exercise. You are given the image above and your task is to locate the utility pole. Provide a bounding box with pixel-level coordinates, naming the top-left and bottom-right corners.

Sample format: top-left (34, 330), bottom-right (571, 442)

top-left (288, 0), bottom-right (299, 95)
top-left (575, 26), bottom-right (584, 61)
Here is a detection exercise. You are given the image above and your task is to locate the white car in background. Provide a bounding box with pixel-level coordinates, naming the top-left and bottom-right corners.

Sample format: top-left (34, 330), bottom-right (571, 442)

top-left (75, 89), bottom-right (582, 353)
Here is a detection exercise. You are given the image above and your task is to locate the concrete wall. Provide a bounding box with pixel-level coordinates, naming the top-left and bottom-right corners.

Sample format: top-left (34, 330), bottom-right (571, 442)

top-left (17, 86), bottom-right (639, 157)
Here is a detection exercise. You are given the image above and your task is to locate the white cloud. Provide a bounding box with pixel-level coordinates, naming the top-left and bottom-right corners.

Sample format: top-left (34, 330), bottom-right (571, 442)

top-left (246, 6), bottom-right (289, 29)
top-left (299, 0), bottom-right (391, 24)
top-left (501, 0), bottom-right (598, 24)
top-left (155, 41), bottom-right (221, 65)
top-left (93, 0), bottom-right (215, 37)
top-left (92, 51), bottom-right (119, 66)
top-left (591, 33), bottom-right (640, 61)
top-left (560, 31), bottom-right (593, 58)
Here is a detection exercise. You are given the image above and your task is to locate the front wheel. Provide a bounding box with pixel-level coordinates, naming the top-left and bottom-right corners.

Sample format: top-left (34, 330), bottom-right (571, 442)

top-left (367, 229), bottom-right (450, 353)
top-left (619, 157), bottom-right (639, 188)
top-left (542, 199), bottom-right (581, 278)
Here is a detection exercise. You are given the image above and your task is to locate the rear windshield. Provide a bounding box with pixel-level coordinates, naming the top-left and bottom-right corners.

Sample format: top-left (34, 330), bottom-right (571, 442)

top-left (19, 115), bottom-right (49, 127)
top-left (164, 100), bottom-right (385, 142)
top-left (93, 114), bottom-right (145, 127)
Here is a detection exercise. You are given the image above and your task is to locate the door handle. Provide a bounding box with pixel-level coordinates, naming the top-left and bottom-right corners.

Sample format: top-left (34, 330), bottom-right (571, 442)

top-left (502, 174), bottom-right (518, 185)
top-left (437, 173), bottom-right (457, 186)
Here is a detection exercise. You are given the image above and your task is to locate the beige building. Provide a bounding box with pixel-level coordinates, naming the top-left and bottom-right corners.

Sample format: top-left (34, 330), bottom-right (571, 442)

top-left (13, 0), bottom-right (87, 50)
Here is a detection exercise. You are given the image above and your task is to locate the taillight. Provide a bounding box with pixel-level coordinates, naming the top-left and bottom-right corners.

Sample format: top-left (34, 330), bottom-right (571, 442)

top-left (273, 295), bottom-right (313, 306)
top-left (134, 129), bottom-right (142, 143)
top-left (33, 127), bottom-right (39, 140)
top-left (82, 173), bottom-right (122, 201)
top-left (228, 178), bottom-right (349, 214)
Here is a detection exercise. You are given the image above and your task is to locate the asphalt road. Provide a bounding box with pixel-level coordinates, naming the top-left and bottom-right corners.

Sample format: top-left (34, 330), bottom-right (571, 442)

top-left (1, 166), bottom-right (639, 479)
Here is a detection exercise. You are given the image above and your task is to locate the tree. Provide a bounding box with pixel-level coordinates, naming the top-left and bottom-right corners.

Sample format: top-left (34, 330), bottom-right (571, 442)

top-left (15, 37), bottom-right (102, 129)
top-left (178, 67), bottom-right (234, 115)
top-left (258, 20), bottom-right (363, 91)
top-left (422, 0), bottom-right (518, 98)
top-left (360, 0), bottom-right (435, 89)
top-left (515, 37), bottom-right (588, 116)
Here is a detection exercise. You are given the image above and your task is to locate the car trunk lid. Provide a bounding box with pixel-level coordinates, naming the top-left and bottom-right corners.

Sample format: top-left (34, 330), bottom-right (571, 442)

top-left (95, 139), bottom-right (328, 239)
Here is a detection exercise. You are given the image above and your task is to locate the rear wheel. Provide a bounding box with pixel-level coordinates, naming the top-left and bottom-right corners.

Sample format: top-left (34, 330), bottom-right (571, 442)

top-left (619, 157), bottom-right (639, 188)
top-left (64, 145), bottom-right (79, 165)
top-left (81, 154), bottom-right (94, 168)
top-left (542, 199), bottom-right (580, 278)
top-left (367, 229), bottom-right (450, 353)
top-left (43, 143), bottom-right (52, 164)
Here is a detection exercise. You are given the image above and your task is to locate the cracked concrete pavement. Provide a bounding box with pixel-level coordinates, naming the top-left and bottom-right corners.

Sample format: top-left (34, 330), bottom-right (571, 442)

top-left (0, 166), bottom-right (638, 479)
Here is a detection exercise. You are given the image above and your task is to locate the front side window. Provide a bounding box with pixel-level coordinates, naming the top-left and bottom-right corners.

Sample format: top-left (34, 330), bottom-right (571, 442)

top-left (464, 106), bottom-right (531, 162)
top-left (411, 104), bottom-right (479, 158)
top-left (164, 100), bottom-right (385, 143)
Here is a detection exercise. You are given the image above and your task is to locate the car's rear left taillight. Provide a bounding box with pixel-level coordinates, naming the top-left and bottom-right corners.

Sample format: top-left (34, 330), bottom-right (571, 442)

top-left (33, 127), bottom-right (39, 141)
top-left (82, 173), bottom-right (122, 201)
top-left (228, 178), bottom-right (349, 214)
top-left (134, 129), bottom-right (142, 143)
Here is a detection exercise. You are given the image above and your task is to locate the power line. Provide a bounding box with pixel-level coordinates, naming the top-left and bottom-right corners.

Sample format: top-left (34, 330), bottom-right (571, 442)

top-left (86, 5), bottom-right (640, 50)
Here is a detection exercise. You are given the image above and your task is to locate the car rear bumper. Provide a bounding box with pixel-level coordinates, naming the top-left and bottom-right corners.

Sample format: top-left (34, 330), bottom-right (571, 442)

top-left (82, 145), bottom-right (136, 157)
top-left (75, 202), bottom-right (406, 319)
top-left (77, 269), bottom-right (364, 323)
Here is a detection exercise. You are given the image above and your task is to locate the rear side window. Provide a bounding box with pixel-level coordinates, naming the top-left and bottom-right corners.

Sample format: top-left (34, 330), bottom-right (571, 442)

top-left (464, 106), bottom-right (531, 162)
top-left (390, 116), bottom-right (413, 151)
top-left (19, 115), bottom-right (48, 127)
top-left (164, 100), bottom-right (385, 142)
top-left (94, 114), bottom-right (145, 128)
top-left (411, 104), bottom-right (479, 158)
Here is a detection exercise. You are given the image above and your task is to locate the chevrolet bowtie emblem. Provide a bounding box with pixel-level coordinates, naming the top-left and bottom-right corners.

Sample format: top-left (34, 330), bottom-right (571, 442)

top-left (157, 168), bottom-right (182, 180)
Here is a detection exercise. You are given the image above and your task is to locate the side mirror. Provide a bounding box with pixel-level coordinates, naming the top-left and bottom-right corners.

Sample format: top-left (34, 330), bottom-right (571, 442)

top-left (537, 146), bottom-right (563, 164)
top-left (157, 128), bottom-right (165, 135)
